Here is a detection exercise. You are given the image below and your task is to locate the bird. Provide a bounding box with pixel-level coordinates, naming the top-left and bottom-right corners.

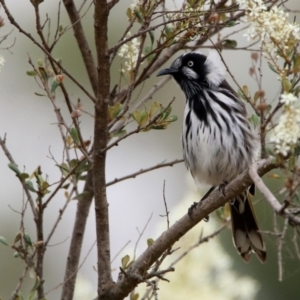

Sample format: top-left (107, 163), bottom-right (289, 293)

top-left (157, 51), bottom-right (266, 263)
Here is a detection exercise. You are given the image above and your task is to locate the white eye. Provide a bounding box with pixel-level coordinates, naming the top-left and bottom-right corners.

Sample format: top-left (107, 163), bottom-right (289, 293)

top-left (187, 61), bottom-right (194, 67)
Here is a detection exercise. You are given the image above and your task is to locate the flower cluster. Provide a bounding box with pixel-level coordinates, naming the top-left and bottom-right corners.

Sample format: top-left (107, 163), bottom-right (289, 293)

top-left (270, 93), bottom-right (300, 156)
top-left (239, 0), bottom-right (300, 73)
top-left (118, 32), bottom-right (140, 74)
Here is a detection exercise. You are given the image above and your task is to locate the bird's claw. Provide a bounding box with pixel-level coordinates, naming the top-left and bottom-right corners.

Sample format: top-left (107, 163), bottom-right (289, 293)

top-left (188, 201), bottom-right (209, 222)
top-left (218, 180), bottom-right (228, 196)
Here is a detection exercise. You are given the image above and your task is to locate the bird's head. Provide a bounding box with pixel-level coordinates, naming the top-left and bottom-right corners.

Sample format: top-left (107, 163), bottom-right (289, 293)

top-left (157, 51), bottom-right (226, 91)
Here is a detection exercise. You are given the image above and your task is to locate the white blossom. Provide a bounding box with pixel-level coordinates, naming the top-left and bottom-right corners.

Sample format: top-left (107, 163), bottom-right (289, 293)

top-left (118, 32), bottom-right (140, 73)
top-left (270, 94), bottom-right (300, 156)
top-left (241, 1), bottom-right (300, 67)
top-left (280, 93), bottom-right (298, 105)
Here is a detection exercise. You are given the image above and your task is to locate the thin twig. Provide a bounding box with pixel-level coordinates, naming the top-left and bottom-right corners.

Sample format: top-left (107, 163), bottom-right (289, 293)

top-left (0, 135), bottom-right (38, 220)
top-left (133, 213), bottom-right (153, 261)
top-left (106, 159), bottom-right (183, 187)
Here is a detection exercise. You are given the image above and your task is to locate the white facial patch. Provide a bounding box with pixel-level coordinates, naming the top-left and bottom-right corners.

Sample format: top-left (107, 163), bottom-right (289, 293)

top-left (205, 50), bottom-right (226, 87)
top-left (170, 56), bottom-right (182, 69)
top-left (182, 66), bottom-right (199, 80)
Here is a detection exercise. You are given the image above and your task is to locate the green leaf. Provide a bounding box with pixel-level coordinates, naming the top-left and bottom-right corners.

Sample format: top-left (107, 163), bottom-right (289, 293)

top-left (57, 163), bottom-right (70, 176)
top-left (34, 92), bottom-right (46, 97)
top-left (147, 238), bottom-right (154, 246)
top-left (19, 173), bottom-right (29, 181)
top-left (221, 39), bottom-right (237, 49)
top-left (69, 159), bottom-right (79, 169)
top-left (166, 115), bottom-right (178, 123)
top-left (268, 62), bottom-right (278, 74)
top-left (161, 105), bottom-right (172, 119)
top-left (14, 251), bottom-right (19, 258)
top-left (139, 110), bottom-right (148, 127)
top-left (226, 20), bottom-right (237, 27)
top-left (50, 77), bottom-right (60, 93)
top-left (149, 101), bottom-right (160, 117)
top-left (28, 276), bottom-right (41, 300)
top-left (26, 70), bottom-right (37, 76)
top-left (132, 110), bottom-right (141, 124)
top-left (250, 114), bottom-right (259, 128)
top-left (70, 127), bottom-right (80, 145)
top-left (8, 163), bottom-right (21, 175)
top-left (38, 66), bottom-right (48, 82)
top-left (282, 78), bottom-right (291, 93)
top-left (134, 10), bottom-right (143, 22)
top-left (144, 45), bottom-right (154, 62)
top-left (72, 191), bottom-right (91, 201)
top-left (126, 7), bottom-right (133, 20)
top-left (121, 255), bottom-right (130, 269)
top-left (0, 236), bottom-right (9, 246)
top-left (148, 30), bottom-right (155, 46)
top-left (25, 180), bottom-right (36, 192)
top-left (24, 233), bottom-right (32, 247)
top-left (76, 159), bottom-right (93, 174)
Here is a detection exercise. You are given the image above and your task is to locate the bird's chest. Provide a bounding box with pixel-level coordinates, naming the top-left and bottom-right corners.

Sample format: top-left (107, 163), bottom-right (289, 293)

top-left (182, 106), bottom-right (234, 186)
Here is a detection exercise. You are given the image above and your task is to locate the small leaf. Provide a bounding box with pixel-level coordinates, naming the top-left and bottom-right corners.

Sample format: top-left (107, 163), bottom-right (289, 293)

top-left (28, 276), bottom-right (41, 300)
top-left (14, 251), bottom-right (19, 258)
top-left (282, 78), bottom-right (291, 93)
top-left (148, 30), bottom-right (155, 46)
top-left (0, 236), bottom-right (9, 246)
top-left (147, 238), bottom-right (154, 246)
top-left (139, 110), bottom-right (148, 127)
top-left (121, 255), bottom-right (130, 269)
top-left (8, 163), bottom-right (21, 175)
top-left (132, 110), bottom-right (141, 124)
top-left (130, 292), bottom-right (140, 300)
top-left (222, 39), bottom-right (237, 49)
top-left (38, 66), bottom-right (48, 82)
top-left (14, 232), bottom-right (21, 244)
top-left (72, 191), bottom-right (91, 201)
top-left (25, 180), bottom-right (36, 192)
top-left (149, 101), bottom-right (160, 118)
top-left (26, 70), bottom-right (37, 76)
top-left (226, 20), bottom-right (237, 27)
top-left (34, 92), bottom-right (46, 97)
top-left (134, 10), bottom-right (143, 22)
top-left (76, 159), bottom-right (93, 174)
top-left (268, 62), bottom-right (278, 74)
top-left (50, 79), bottom-right (60, 93)
top-left (24, 233), bottom-right (32, 247)
top-left (69, 159), bottom-right (79, 169)
top-left (19, 173), bottom-right (29, 181)
top-left (250, 114), bottom-right (259, 129)
top-left (70, 127), bottom-right (80, 145)
top-left (58, 24), bottom-right (64, 33)
top-left (126, 7), bottom-right (133, 20)
top-left (166, 115), bottom-right (178, 123)
top-left (57, 163), bottom-right (70, 176)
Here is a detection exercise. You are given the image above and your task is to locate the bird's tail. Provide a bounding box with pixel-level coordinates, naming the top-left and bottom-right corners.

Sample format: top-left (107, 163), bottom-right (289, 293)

top-left (229, 185), bottom-right (266, 263)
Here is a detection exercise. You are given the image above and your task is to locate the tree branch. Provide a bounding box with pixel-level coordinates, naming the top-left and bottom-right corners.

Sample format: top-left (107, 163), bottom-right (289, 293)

top-left (61, 170), bottom-right (94, 300)
top-left (100, 158), bottom-right (277, 299)
top-left (249, 162), bottom-right (300, 225)
top-left (93, 0), bottom-right (113, 298)
top-left (62, 0), bottom-right (98, 95)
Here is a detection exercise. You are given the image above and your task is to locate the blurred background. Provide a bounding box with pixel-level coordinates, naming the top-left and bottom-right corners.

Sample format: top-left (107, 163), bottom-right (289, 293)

top-left (0, 0), bottom-right (299, 299)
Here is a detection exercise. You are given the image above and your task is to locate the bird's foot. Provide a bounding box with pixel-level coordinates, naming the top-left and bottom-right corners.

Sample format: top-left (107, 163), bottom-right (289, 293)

top-left (188, 201), bottom-right (209, 222)
top-left (218, 180), bottom-right (228, 196)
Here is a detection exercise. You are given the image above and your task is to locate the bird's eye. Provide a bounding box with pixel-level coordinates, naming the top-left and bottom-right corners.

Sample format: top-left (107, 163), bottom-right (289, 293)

top-left (187, 61), bottom-right (194, 67)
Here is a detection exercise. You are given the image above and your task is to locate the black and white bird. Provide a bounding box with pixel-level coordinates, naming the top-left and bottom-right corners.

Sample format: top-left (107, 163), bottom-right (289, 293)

top-left (157, 51), bottom-right (266, 263)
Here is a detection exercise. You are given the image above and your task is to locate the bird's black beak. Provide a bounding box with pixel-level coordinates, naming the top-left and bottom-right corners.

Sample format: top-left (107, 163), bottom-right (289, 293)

top-left (157, 68), bottom-right (178, 77)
